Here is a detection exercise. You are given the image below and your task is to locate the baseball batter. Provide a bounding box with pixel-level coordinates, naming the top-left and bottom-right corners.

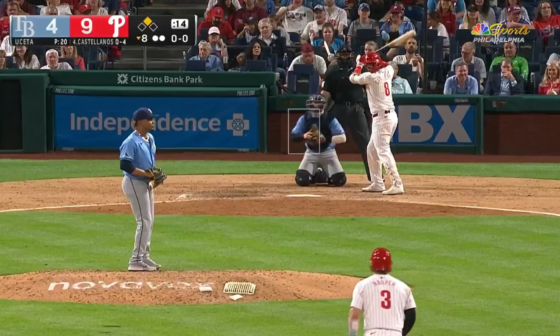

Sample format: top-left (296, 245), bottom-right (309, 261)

top-left (291, 94), bottom-right (347, 187)
top-left (349, 52), bottom-right (404, 195)
top-left (348, 247), bottom-right (417, 336)
top-left (120, 108), bottom-right (166, 272)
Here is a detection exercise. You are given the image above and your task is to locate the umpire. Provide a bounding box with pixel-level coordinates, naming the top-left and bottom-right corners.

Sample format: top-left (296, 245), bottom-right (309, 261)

top-left (321, 45), bottom-right (372, 182)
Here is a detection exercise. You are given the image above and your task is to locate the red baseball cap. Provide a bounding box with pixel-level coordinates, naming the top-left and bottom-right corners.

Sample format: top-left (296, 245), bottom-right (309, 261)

top-left (301, 43), bottom-right (314, 53)
top-left (211, 7), bottom-right (224, 18)
top-left (508, 5), bottom-right (522, 13)
top-left (390, 5), bottom-right (403, 13)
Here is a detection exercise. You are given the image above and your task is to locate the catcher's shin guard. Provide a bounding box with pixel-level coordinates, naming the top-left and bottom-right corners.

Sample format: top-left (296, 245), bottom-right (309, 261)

top-left (328, 172), bottom-right (347, 187)
top-left (295, 170), bottom-right (312, 186)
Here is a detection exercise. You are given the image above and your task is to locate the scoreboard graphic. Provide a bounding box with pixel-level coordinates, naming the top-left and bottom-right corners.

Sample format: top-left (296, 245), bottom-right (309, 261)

top-left (9, 15), bottom-right (198, 46)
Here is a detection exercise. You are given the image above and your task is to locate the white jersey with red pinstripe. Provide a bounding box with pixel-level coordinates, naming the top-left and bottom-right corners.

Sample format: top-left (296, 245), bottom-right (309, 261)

top-left (349, 65), bottom-right (394, 113)
top-left (351, 274), bottom-right (416, 335)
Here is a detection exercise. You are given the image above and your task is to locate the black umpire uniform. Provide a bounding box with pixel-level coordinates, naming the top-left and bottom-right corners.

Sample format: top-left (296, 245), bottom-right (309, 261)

top-left (321, 46), bottom-right (372, 182)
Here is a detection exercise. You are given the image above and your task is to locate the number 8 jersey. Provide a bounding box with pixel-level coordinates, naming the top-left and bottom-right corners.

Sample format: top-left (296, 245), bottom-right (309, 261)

top-left (349, 65), bottom-right (395, 114)
top-left (350, 273), bottom-right (416, 333)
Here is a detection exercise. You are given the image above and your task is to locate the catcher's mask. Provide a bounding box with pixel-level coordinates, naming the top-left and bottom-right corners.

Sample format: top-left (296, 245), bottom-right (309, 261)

top-left (360, 52), bottom-right (389, 73)
top-left (306, 94), bottom-right (327, 117)
top-left (336, 45), bottom-right (354, 68)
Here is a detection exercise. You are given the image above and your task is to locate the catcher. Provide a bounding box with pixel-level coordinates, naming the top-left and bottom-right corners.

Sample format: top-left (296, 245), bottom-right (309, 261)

top-left (119, 108), bottom-right (167, 272)
top-left (291, 94), bottom-right (347, 187)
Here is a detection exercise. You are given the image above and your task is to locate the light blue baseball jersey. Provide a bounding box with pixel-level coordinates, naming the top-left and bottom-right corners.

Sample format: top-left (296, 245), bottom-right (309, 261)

top-left (291, 115), bottom-right (345, 152)
top-left (119, 131), bottom-right (156, 181)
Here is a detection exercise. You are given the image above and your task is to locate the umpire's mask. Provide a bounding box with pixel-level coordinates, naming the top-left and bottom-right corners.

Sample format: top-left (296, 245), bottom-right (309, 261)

top-left (336, 45), bottom-right (355, 69)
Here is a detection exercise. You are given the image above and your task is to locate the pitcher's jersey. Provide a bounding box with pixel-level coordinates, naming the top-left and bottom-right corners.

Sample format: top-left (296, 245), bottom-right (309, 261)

top-left (350, 274), bottom-right (416, 332)
top-left (349, 65), bottom-right (395, 113)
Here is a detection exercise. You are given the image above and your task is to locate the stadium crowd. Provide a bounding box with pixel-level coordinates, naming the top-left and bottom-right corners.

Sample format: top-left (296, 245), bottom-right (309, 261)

top-left (2, 0), bottom-right (560, 95)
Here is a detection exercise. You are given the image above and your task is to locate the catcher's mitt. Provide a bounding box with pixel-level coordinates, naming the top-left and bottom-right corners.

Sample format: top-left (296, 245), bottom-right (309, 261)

top-left (146, 167), bottom-right (167, 188)
top-left (306, 124), bottom-right (325, 149)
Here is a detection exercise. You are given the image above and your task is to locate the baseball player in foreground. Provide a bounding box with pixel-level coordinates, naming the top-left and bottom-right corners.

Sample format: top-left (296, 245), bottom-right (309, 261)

top-left (348, 248), bottom-right (417, 336)
top-left (349, 52), bottom-right (404, 195)
top-left (119, 108), bottom-right (167, 272)
top-left (291, 94), bottom-right (347, 187)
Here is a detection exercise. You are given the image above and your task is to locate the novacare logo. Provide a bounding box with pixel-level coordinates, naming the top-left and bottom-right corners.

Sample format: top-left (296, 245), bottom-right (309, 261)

top-left (48, 281), bottom-right (214, 291)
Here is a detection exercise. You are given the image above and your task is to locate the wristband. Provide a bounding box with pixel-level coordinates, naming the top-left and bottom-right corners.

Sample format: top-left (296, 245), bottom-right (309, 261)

top-left (354, 66), bottom-right (363, 75)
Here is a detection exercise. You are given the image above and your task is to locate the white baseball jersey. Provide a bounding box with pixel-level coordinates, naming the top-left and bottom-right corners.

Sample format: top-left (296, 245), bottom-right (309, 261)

top-left (325, 6), bottom-right (348, 28)
top-left (351, 274), bottom-right (416, 333)
top-left (350, 66), bottom-right (395, 113)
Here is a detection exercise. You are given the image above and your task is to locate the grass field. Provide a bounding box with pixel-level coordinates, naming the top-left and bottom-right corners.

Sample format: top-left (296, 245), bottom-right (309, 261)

top-left (0, 160), bottom-right (558, 336)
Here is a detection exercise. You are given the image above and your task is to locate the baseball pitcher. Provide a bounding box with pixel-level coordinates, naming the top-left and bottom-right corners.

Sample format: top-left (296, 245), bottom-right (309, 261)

top-left (349, 51), bottom-right (404, 195)
top-left (348, 247), bottom-right (417, 336)
top-left (291, 94), bottom-right (347, 187)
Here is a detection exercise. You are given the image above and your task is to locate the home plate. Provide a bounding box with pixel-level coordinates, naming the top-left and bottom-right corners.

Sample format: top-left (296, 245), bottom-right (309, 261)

top-left (286, 194), bottom-right (323, 198)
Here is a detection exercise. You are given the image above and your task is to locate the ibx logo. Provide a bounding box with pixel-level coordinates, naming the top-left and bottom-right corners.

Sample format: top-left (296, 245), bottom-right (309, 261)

top-left (227, 113), bottom-right (249, 136)
top-left (117, 74), bottom-right (129, 85)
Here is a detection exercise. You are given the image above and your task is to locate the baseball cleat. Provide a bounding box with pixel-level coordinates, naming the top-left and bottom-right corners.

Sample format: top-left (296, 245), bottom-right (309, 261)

top-left (382, 184), bottom-right (404, 195)
top-left (143, 257), bottom-right (161, 270)
top-left (128, 260), bottom-right (157, 272)
top-left (362, 183), bottom-right (385, 192)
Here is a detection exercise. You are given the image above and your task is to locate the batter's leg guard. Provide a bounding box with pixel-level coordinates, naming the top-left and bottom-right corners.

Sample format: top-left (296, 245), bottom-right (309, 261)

top-left (328, 172), bottom-right (347, 187)
top-left (314, 166), bottom-right (329, 184)
top-left (295, 169), bottom-right (312, 187)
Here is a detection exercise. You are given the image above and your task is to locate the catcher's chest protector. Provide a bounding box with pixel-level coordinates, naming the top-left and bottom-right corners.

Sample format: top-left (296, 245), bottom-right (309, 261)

top-left (304, 113), bottom-right (334, 152)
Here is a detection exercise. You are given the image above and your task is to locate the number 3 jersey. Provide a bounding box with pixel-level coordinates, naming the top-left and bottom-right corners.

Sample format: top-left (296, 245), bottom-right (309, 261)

top-left (350, 273), bottom-right (416, 331)
top-left (349, 65), bottom-right (395, 114)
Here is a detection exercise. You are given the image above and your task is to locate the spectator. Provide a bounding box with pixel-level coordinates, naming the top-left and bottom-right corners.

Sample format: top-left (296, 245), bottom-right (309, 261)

top-left (13, 46), bottom-right (39, 69)
top-left (0, 33), bottom-right (13, 55)
top-left (538, 61), bottom-right (560, 95)
top-left (459, 4), bottom-right (484, 29)
top-left (390, 61), bottom-right (413, 94)
top-left (499, 0), bottom-right (529, 22)
top-left (302, 5), bottom-right (326, 43)
top-left (244, 39), bottom-right (273, 70)
top-left (40, 0), bottom-right (71, 15)
top-left (234, 0), bottom-right (267, 33)
top-left (280, 0), bottom-right (348, 9)
top-left (500, 5), bottom-right (534, 31)
top-left (312, 22), bottom-right (344, 59)
top-left (0, 49), bottom-right (6, 69)
top-left (347, 3), bottom-right (378, 45)
top-left (44, 5), bottom-right (57, 15)
top-left (258, 18), bottom-right (288, 74)
top-left (216, 0), bottom-right (239, 28)
top-left (428, 0), bottom-right (465, 21)
top-left (0, 0), bottom-right (36, 16)
top-left (60, 45), bottom-right (84, 70)
top-left (102, 0), bottom-right (118, 15)
top-left (206, 0), bottom-right (241, 19)
top-left (533, 0), bottom-right (560, 45)
top-left (324, 0), bottom-right (347, 35)
top-left (444, 61), bottom-right (479, 94)
top-left (484, 58), bottom-right (525, 95)
top-left (436, 0), bottom-right (456, 35)
top-left (207, 26), bottom-right (229, 61)
top-left (427, 11), bottom-right (449, 54)
top-left (41, 49), bottom-right (72, 70)
top-left (452, 42), bottom-right (487, 85)
top-left (236, 16), bottom-right (260, 44)
top-left (0, 1), bottom-right (18, 43)
top-left (229, 52), bottom-right (246, 71)
top-left (351, 0), bottom-right (386, 22)
top-left (393, 37), bottom-right (424, 81)
top-left (288, 43), bottom-right (327, 79)
top-left (256, 0), bottom-right (275, 15)
top-left (489, 41), bottom-right (528, 80)
top-left (198, 7), bottom-right (236, 44)
top-left (474, 0), bottom-right (496, 26)
top-left (380, 6), bottom-right (415, 36)
top-left (267, 14), bottom-right (292, 45)
top-left (277, 0), bottom-right (313, 35)
top-left (189, 41), bottom-right (224, 71)
top-left (78, 0), bottom-right (108, 15)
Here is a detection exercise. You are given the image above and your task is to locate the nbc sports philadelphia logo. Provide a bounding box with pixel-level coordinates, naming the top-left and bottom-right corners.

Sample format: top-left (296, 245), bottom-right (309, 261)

top-left (471, 23), bottom-right (527, 43)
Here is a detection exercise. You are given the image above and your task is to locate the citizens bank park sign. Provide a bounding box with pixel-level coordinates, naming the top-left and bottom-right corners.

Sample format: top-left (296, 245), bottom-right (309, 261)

top-left (48, 281), bottom-right (214, 291)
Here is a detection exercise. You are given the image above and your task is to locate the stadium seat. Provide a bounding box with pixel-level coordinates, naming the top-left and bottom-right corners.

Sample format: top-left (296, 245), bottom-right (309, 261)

top-left (5, 56), bottom-right (15, 68)
top-left (246, 60), bottom-right (267, 71)
top-left (288, 32), bottom-right (301, 43)
top-left (287, 64), bottom-right (320, 94)
top-left (355, 29), bottom-right (377, 46)
top-left (408, 72), bottom-right (419, 93)
top-left (185, 60), bottom-right (206, 71)
top-left (397, 64), bottom-right (412, 79)
top-left (405, 5), bottom-right (424, 22)
top-left (60, 57), bottom-right (75, 69)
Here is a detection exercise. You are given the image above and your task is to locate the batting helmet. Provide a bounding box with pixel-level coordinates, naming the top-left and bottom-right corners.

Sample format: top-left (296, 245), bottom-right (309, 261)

top-left (360, 52), bottom-right (389, 73)
top-left (371, 247), bottom-right (392, 272)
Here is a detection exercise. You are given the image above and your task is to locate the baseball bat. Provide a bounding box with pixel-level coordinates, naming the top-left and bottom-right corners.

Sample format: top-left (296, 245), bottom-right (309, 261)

top-left (375, 30), bottom-right (417, 53)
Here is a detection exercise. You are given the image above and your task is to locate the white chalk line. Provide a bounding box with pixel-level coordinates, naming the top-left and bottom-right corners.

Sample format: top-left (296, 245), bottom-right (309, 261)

top-left (0, 195), bottom-right (558, 217)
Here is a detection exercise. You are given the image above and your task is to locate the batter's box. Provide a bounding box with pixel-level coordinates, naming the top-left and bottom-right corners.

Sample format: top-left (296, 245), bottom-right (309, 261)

top-left (287, 108), bottom-right (322, 155)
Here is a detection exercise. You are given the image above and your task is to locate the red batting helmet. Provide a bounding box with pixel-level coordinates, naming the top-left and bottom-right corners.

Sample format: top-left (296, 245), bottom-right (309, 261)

top-left (371, 247), bottom-right (392, 272)
top-left (360, 52), bottom-right (389, 73)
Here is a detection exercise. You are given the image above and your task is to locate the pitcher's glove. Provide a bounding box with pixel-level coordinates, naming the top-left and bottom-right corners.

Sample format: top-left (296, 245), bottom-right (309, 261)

top-left (146, 167), bottom-right (167, 188)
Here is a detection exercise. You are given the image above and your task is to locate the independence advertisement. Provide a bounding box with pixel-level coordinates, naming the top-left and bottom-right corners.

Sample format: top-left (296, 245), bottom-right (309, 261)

top-left (393, 105), bottom-right (476, 145)
top-left (54, 95), bottom-right (259, 150)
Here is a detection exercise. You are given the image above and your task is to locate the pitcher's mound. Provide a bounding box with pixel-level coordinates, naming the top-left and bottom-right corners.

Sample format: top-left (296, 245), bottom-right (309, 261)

top-left (0, 270), bottom-right (361, 306)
